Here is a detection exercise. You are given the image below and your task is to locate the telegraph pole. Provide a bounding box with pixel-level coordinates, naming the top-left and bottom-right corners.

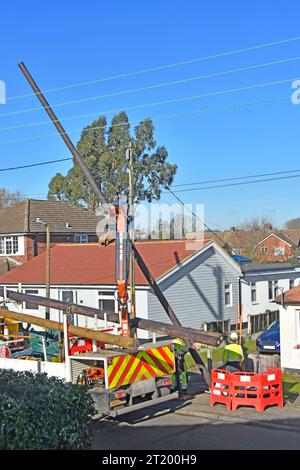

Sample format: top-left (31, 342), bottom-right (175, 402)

top-left (36, 218), bottom-right (50, 320)
top-left (127, 141), bottom-right (136, 334)
top-left (45, 224), bottom-right (50, 320)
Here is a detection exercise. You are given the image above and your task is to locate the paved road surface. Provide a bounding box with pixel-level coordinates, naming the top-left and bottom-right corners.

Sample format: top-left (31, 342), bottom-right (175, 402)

top-left (92, 401), bottom-right (300, 450)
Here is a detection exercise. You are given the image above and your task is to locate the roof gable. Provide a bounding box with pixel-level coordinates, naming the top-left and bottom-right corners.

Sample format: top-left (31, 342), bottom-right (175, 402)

top-left (256, 233), bottom-right (295, 248)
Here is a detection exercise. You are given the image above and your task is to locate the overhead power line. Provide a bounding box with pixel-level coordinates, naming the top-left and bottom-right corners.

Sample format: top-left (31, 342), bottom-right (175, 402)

top-left (0, 157), bottom-right (72, 173)
top-left (0, 94), bottom-right (289, 145)
top-left (165, 173), bottom-right (300, 193)
top-left (172, 168), bottom-right (300, 188)
top-left (8, 34), bottom-right (300, 102)
top-left (0, 77), bottom-right (295, 134)
top-left (2, 55), bottom-right (300, 119)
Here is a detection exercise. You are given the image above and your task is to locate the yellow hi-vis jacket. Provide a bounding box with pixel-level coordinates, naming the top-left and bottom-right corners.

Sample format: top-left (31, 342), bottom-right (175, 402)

top-left (223, 343), bottom-right (244, 363)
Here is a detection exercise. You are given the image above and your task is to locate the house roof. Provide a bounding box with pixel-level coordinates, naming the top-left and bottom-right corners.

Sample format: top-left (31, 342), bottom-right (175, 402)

top-left (0, 240), bottom-right (217, 286)
top-left (0, 199), bottom-right (102, 234)
top-left (276, 285), bottom-right (300, 305)
top-left (241, 262), bottom-right (300, 274)
top-left (256, 232), bottom-right (297, 248)
top-left (201, 229), bottom-right (300, 251)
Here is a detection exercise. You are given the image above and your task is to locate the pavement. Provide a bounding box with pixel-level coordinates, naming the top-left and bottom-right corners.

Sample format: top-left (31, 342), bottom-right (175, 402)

top-left (174, 371), bottom-right (300, 434)
top-left (91, 371), bottom-right (300, 450)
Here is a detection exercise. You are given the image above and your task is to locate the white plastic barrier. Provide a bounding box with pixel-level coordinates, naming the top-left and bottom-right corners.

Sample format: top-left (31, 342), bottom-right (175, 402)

top-left (0, 358), bottom-right (66, 380)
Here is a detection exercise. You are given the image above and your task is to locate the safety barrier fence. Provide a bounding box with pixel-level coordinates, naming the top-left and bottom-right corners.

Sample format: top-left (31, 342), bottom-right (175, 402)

top-left (210, 368), bottom-right (283, 412)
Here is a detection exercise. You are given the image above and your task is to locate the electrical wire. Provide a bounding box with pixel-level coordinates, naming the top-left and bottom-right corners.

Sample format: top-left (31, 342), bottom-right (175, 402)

top-left (0, 157), bottom-right (72, 173)
top-left (2, 55), bottom-right (300, 119)
top-left (0, 94), bottom-right (290, 145)
top-left (0, 77), bottom-right (295, 134)
top-left (172, 168), bottom-right (300, 188)
top-left (165, 173), bottom-right (300, 193)
top-left (8, 34), bottom-right (300, 102)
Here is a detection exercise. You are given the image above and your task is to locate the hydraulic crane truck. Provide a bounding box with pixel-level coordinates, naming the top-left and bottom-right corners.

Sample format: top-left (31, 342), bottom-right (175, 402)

top-left (18, 62), bottom-right (222, 416)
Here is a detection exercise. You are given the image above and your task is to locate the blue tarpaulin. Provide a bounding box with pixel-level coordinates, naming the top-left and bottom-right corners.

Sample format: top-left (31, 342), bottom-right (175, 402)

top-left (232, 255), bottom-right (251, 263)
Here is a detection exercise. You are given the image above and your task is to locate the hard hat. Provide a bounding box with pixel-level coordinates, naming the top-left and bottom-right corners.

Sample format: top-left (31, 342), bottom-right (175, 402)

top-left (230, 332), bottom-right (238, 341)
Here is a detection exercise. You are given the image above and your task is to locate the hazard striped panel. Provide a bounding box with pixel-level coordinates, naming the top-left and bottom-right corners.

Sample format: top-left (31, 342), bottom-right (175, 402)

top-left (107, 345), bottom-right (175, 389)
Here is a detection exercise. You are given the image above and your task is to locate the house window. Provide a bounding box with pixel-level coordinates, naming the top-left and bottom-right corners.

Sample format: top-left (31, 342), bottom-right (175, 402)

top-left (0, 236), bottom-right (19, 255)
top-left (98, 290), bottom-right (115, 312)
top-left (268, 281), bottom-right (278, 301)
top-left (74, 234), bottom-right (88, 243)
top-left (250, 282), bottom-right (257, 303)
top-left (224, 284), bottom-right (232, 307)
top-left (261, 247), bottom-right (269, 254)
top-left (24, 289), bottom-right (39, 310)
top-left (290, 279), bottom-right (295, 290)
top-left (61, 290), bottom-right (74, 304)
top-left (274, 247), bottom-right (285, 256)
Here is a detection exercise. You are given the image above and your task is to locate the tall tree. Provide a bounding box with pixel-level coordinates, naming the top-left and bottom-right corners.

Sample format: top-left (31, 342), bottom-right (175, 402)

top-left (285, 218), bottom-right (300, 229)
top-left (48, 112), bottom-right (177, 211)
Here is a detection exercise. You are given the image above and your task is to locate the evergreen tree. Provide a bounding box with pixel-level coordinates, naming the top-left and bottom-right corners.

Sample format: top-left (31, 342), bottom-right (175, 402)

top-left (48, 112), bottom-right (177, 211)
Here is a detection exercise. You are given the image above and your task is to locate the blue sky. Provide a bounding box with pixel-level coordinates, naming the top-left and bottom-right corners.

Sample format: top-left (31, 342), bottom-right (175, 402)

top-left (1, 1), bottom-right (300, 229)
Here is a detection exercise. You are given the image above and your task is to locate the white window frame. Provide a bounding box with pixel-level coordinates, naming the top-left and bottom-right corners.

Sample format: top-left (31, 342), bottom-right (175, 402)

top-left (0, 235), bottom-right (21, 256)
top-left (274, 246), bottom-right (285, 256)
top-left (98, 290), bottom-right (116, 312)
top-left (23, 289), bottom-right (39, 310)
top-left (250, 282), bottom-right (257, 304)
top-left (261, 247), bottom-right (269, 254)
top-left (268, 281), bottom-right (278, 301)
top-left (224, 283), bottom-right (233, 308)
top-left (74, 234), bottom-right (88, 243)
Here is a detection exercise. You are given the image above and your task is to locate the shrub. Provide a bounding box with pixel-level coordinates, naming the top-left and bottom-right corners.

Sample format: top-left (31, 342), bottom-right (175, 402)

top-left (0, 369), bottom-right (96, 450)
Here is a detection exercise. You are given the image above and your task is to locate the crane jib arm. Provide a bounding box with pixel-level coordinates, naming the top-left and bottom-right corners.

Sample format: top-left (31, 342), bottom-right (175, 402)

top-left (115, 200), bottom-right (130, 337)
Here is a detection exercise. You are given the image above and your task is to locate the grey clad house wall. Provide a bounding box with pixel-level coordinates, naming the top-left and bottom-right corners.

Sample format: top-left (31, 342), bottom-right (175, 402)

top-left (147, 244), bottom-right (241, 329)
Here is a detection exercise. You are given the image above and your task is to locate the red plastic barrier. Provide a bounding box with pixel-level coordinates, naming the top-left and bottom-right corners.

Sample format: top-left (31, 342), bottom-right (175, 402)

top-left (231, 371), bottom-right (262, 412)
top-left (259, 368), bottom-right (283, 412)
top-left (210, 369), bottom-right (232, 411)
top-left (210, 368), bottom-right (283, 413)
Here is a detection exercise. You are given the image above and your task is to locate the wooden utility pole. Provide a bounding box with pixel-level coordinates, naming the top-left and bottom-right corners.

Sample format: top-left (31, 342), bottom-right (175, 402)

top-left (45, 223), bottom-right (50, 320)
top-left (127, 140), bottom-right (136, 335)
top-left (0, 308), bottom-right (139, 350)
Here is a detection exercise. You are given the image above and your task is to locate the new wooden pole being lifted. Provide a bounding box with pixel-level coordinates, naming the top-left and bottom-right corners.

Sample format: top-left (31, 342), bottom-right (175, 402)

top-left (0, 289), bottom-right (223, 347)
top-left (0, 308), bottom-right (138, 350)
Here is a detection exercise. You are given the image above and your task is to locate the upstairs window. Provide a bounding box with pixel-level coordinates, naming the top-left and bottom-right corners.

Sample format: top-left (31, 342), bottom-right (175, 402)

top-left (224, 284), bottom-right (232, 307)
top-left (261, 247), bottom-right (269, 254)
top-left (74, 234), bottom-right (88, 243)
top-left (268, 281), bottom-right (278, 301)
top-left (290, 279), bottom-right (295, 290)
top-left (250, 282), bottom-right (257, 303)
top-left (0, 236), bottom-right (19, 255)
top-left (274, 247), bottom-right (285, 256)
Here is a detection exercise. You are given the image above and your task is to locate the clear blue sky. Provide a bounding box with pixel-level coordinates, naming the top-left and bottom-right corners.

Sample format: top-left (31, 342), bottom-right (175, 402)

top-left (1, 0), bottom-right (300, 229)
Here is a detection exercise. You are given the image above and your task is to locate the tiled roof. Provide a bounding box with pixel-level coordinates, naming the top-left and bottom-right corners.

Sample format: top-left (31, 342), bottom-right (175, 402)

top-left (0, 240), bottom-right (212, 286)
top-left (0, 199), bottom-right (102, 234)
top-left (276, 285), bottom-right (300, 305)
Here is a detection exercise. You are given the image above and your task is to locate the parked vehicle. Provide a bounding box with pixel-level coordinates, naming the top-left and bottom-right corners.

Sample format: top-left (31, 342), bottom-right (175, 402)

top-left (256, 320), bottom-right (280, 353)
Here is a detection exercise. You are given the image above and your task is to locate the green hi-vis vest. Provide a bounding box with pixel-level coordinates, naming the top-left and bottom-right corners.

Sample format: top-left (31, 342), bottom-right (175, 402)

top-left (223, 343), bottom-right (244, 362)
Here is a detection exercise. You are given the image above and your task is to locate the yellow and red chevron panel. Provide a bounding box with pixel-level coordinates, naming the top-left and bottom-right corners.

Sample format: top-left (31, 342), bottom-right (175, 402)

top-left (107, 344), bottom-right (175, 389)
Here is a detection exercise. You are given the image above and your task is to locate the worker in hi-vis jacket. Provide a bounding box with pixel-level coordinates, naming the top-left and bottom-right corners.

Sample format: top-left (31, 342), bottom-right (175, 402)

top-left (222, 332), bottom-right (244, 372)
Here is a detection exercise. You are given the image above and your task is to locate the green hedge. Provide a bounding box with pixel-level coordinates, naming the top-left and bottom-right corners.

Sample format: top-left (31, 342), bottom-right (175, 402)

top-left (0, 369), bottom-right (96, 450)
